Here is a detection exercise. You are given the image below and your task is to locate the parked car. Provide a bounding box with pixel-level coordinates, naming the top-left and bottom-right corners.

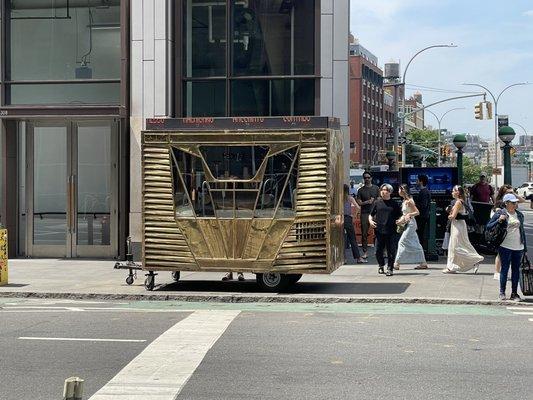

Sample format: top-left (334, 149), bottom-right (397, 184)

top-left (517, 182), bottom-right (533, 200)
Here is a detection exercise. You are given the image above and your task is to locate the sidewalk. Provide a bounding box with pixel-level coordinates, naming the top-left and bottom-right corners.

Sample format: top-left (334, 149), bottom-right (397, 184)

top-left (1, 253), bottom-right (531, 305)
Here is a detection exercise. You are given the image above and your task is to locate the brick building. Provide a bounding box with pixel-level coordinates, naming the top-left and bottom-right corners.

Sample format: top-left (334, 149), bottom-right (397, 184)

top-left (348, 40), bottom-right (388, 166)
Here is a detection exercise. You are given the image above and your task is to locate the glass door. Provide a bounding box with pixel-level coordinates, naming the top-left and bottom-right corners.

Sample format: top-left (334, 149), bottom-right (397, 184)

top-left (25, 120), bottom-right (118, 258)
top-left (73, 121), bottom-right (117, 258)
top-left (27, 122), bottom-right (70, 257)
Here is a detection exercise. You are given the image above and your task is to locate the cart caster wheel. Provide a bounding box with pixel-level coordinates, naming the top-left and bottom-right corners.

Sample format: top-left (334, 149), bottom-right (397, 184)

top-left (256, 273), bottom-right (291, 292)
top-left (126, 275), bottom-right (134, 285)
top-left (171, 271), bottom-right (180, 282)
top-left (144, 275), bottom-right (155, 291)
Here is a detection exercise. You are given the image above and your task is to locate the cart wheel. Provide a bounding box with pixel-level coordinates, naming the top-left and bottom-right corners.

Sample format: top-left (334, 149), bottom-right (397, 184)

top-left (286, 274), bottom-right (302, 284)
top-left (256, 273), bottom-right (290, 292)
top-left (144, 275), bottom-right (155, 291)
top-left (125, 275), bottom-right (134, 285)
top-left (171, 271), bottom-right (180, 282)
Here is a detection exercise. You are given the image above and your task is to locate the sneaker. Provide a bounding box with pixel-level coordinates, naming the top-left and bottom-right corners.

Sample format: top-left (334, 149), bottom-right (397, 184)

top-left (356, 258), bottom-right (368, 264)
top-left (509, 293), bottom-right (522, 302)
top-left (222, 272), bottom-right (233, 281)
top-left (499, 293), bottom-right (506, 301)
top-left (493, 273), bottom-right (500, 281)
top-left (378, 266), bottom-right (385, 274)
top-left (237, 273), bottom-right (245, 281)
top-left (385, 269), bottom-right (393, 277)
top-left (362, 252), bottom-right (368, 259)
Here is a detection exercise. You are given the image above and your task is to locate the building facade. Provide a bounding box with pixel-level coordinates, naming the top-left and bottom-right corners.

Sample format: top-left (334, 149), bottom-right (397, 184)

top-left (0, 0), bottom-right (350, 259)
top-left (348, 40), bottom-right (386, 166)
top-left (404, 92), bottom-right (424, 131)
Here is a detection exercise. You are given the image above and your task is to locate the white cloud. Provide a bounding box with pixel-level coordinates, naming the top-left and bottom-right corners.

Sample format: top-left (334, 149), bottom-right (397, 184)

top-left (523, 10), bottom-right (533, 17)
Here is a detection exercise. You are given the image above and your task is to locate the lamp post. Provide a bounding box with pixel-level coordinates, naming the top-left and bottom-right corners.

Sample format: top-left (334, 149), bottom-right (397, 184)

top-left (426, 107), bottom-right (465, 167)
top-left (400, 44), bottom-right (457, 165)
top-left (499, 126), bottom-right (516, 185)
top-left (386, 151), bottom-right (396, 171)
top-left (462, 82), bottom-right (529, 188)
top-left (453, 134), bottom-right (467, 186)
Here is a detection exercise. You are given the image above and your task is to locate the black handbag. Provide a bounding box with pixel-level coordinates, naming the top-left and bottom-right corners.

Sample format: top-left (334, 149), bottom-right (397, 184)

top-left (520, 252), bottom-right (533, 296)
top-left (484, 213), bottom-right (507, 250)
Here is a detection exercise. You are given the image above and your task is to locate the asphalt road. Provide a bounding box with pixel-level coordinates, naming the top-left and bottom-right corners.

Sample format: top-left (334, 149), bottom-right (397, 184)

top-left (0, 298), bottom-right (532, 400)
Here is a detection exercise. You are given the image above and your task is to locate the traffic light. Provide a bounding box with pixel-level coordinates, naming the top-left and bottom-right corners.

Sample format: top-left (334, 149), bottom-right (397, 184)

top-left (510, 146), bottom-right (516, 157)
top-left (485, 101), bottom-right (493, 119)
top-left (440, 146), bottom-right (446, 157)
top-left (474, 102), bottom-right (483, 120)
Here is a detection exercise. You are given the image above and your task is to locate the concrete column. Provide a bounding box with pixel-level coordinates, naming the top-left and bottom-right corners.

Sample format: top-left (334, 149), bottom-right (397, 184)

top-left (130, 0), bottom-right (174, 259)
top-left (321, 0), bottom-right (350, 181)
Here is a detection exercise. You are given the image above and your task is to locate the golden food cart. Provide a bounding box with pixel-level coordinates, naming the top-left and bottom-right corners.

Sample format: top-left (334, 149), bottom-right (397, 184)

top-left (141, 117), bottom-right (344, 291)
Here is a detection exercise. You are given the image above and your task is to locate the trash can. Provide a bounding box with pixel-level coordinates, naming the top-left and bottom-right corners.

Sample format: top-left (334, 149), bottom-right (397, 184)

top-left (0, 227), bottom-right (7, 286)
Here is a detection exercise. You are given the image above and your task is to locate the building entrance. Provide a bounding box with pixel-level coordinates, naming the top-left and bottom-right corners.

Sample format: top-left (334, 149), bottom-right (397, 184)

top-left (19, 120), bottom-right (118, 258)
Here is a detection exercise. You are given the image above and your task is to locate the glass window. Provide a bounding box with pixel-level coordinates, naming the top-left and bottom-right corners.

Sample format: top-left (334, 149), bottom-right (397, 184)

top-left (8, 2), bottom-right (121, 81)
top-left (199, 146), bottom-right (269, 180)
top-left (8, 83), bottom-right (120, 105)
top-left (231, 79), bottom-right (314, 116)
top-left (232, 0), bottom-right (315, 76)
top-left (183, 81), bottom-right (226, 117)
top-left (183, 0), bottom-right (226, 78)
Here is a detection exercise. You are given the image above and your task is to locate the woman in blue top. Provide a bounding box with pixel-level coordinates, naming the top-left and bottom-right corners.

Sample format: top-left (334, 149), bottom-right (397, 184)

top-left (486, 193), bottom-right (527, 301)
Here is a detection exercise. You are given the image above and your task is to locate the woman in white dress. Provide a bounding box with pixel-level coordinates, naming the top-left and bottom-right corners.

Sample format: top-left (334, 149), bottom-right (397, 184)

top-left (394, 184), bottom-right (428, 270)
top-left (443, 185), bottom-right (484, 273)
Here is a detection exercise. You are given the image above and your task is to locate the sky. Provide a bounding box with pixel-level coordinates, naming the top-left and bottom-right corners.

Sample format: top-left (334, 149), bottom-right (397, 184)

top-left (350, 0), bottom-right (533, 142)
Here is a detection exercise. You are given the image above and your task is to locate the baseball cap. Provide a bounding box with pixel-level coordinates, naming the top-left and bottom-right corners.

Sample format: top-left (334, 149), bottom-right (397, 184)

top-left (502, 193), bottom-right (519, 203)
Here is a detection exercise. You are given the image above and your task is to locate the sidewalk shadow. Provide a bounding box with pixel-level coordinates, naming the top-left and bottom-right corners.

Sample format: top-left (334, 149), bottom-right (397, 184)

top-left (0, 283), bottom-right (29, 288)
top-left (158, 281), bottom-right (410, 295)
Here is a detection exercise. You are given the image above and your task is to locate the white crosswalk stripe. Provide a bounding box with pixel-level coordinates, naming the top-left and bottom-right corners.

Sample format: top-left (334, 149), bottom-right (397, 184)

top-left (89, 310), bottom-right (240, 400)
top-left (506, 305), bottom-right (533, 322)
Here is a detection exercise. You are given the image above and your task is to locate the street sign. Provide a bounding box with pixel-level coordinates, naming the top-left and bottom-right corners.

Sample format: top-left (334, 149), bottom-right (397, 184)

top-left (498, 115), bottom-right (509, 128)
top-left (385, 137), bottom-right (412, 145)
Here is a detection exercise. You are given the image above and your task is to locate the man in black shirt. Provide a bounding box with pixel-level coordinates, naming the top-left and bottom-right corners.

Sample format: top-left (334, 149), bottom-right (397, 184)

top-left (369, 184), bottom-right (402, 276)
top-left (414, 174), bottom-right (431, 251)
top-left (356, 172), bottom-right (380, 258)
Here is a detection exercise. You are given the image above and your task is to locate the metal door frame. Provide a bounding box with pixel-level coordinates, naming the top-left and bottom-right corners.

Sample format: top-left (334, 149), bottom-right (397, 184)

top-left (73, 119), bottom-right (118, 258)
top-left (26, 120), bottom-right (71, 257)
top-left (25, 119), bottom-right (118, 258)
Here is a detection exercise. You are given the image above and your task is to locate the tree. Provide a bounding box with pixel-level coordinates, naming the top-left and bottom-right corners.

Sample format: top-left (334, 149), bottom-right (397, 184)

top-left (405, 128), bottom-right (439, 166)
top-left (462, 156), bottom-right (493, 185)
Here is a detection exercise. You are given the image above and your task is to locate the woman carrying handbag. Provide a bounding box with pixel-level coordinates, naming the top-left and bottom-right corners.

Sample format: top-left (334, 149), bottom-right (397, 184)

top-left (486, 193), bottom-right (527, 301)
top-left (393, 184), bottom-right (428, 270)
top-left (442, 186), bottom-right (483, 274)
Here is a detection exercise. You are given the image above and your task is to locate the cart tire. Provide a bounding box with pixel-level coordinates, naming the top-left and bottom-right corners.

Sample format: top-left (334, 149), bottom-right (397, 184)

top-left (126, 275), bottom-right (134, 285)
top-left (144, 275), bottom-right (155, 291)
top-left (287, 274), bottom-right (302, 284)
top-left (171, 271), bottom-right (180, 282)
top-left (256, 273), bottom-right (291, 292)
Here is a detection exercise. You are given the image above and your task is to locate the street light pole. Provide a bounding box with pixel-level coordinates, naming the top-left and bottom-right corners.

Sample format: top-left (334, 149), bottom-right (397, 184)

top-left (499, 126), bottom-right (516, 186)
top-left (426, 107), bottom-right (465, 167)
top-left (462, 82), bottom-right (529, 188)
top-left (401, 44), bottom-right (457, 166)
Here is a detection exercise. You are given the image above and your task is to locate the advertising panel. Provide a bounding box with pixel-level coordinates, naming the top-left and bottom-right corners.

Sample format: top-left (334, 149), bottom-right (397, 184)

top-left (401, 167), bottom-right (458, 196)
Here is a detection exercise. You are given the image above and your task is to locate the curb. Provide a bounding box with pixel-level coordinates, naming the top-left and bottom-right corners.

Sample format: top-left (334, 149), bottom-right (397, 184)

top-left (1, 291), bottom-right (532, 307)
